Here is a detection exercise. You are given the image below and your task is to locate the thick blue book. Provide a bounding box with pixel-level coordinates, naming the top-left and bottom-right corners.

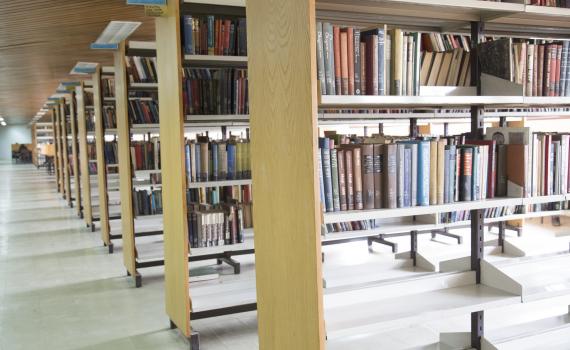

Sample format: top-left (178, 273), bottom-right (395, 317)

top-left (183, 16), bottom-right (194, 54)
top-left (417, 141), bottom-right (430, 206)
top-left (185, 143), bottom-right (191, 183)
top-left (319, 138), bottom-right (334, 212)
top-left (227, 143), bottom-right (236, 180)
top-left (403, 148), bottom-right (411, 208)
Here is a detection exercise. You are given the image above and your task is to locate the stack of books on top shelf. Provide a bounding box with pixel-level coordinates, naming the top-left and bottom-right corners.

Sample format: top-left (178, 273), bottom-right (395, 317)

top-left (318, 127), bottom-right (570, 233)
top-left (103, 106), bottom-right (116, 129)
top-left (183, 68), bottom-right (249, 115)
top-left (526, 0), bottom-right (570, 7)
top-left (479, 38), bottom-right (570, 96)
top-left (133, 187), bottom-right (163, 216)
top-left (182, 15), bottom-right (247, 56)
top-left (316, 23), bottom-right (472, 97)
top-left (184, 135), bottom-right (251, 183)
top-left (130, 139), bottom-right (160, 171)
top-left (104, 141), bottom-right (118, 165)
top-left (102, 78), bottom-right (115, 98)
top-left (126, 57), bottom-right (158, 84)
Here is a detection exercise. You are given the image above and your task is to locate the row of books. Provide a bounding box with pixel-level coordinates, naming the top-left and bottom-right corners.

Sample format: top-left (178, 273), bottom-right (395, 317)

top-left (127, 56), bottom-right (158, 84)
top-left (526, 0), bottom-right (570, 7)
top-left (86, 111), bottom-right (95, 132)
top-left (102, 78), bottom-right (115, 98)
top-left (316, 23), bottom-right (472, 97)
top-left (184, 136), bottom-right (251, 183)
top-left (183, 68), bottom-right (249, 115)
top-left (187, 202), bottom-right (250, 248)
top-left (104, 142), bottom-right (118, 165)
top-left (129, 98), bottom-right (159, 124)
top-left (510, 40), bottom-right (570, 97)
top-left (318, 127), bottom-right (570, 214)
top-left (103, 107), bottom-right (116, 129)
top-left (182, 15), bottom-right (247, 56)
top-left (130, 139), bottom-right (160, 171)
top-left (439, 206), bottom-right (520, 224)
top-left (133, 188), bottom-right (163, 216)
top-left (85, 92), bottom-right (94, 106)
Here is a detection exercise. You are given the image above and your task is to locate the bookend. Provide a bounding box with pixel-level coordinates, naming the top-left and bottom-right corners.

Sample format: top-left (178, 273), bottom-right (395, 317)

top-left (367, 235), bottom-right (398, 253)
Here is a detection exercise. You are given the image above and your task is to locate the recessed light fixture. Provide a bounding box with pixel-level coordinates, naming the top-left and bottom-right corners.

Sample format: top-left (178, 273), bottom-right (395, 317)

top-left (0, 117), bottom-right (4, 122)
top-left (1, 121), bottom-right (7, 126)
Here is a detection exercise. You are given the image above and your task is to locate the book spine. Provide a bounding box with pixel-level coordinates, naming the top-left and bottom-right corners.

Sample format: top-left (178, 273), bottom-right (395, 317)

top-left (448, 145), bottom-right (456, 204)
top-left (526, 44), bottom-right (534, 97)
top-left (561, 41), bottom-right (569, 96)
top-left (556, 44), bottom-right (563, 96)
top-left (353, 147), bottom-right (363, 210)
top-left (533, 43), bottom-right (539, 96)
top-left (392, 29), bottom-right (403, 96)
top-left (227, 143), bottom-right (235, 180)
top-left (537, 44), bottom-right (544, 97)
top-left (347, 27), bottom-right (355, 95)
top-left (340, 30), bottom-right (349, 95)
top-left (429, 140), bottom-right (437, 205)
top-left (361, 144), bottom-right (375, 209)
top-left (316, 22), bottom-right (326, 96)
top-left (323, 23), bottom-right (335, 95)
top-left (330, 148), bottom-right (341, 211)
top-left (207, 16), bottom-right (215, 55)
top-left (384, 145), bottom-right (397, 209)
top-left (378, 29), bottom-right (385, 96)
top-left (373, 144), bottom-right (383, 209)
top-left (333, 26), bottom-right (342, 94)
top-left (460, 148), bottom-right (473, 202)
top-left (437, 140), bottom-right (446, 205)
top-left (337, 150), bottom-right (347, 211)
top-left (354, 29), bottom-right (362, 95)
top-left (360, 42), bottom-right (367, 96)
top-left (183, 16), bottom-right (194, 54)
top-left (417, 141), bottom-right (430, 206)
top-left (403, 148), bottom-right (411, 207)
top-left (397, 144), bottom-right (405, 208)
top-left (443, 149), bottom-right (450, 204)
top-left (550, 45), bottom-right (557, 96)
top-left (345, 150), bottom-right (354, 210)
top-left (317, 150), bottom-right (325, 213)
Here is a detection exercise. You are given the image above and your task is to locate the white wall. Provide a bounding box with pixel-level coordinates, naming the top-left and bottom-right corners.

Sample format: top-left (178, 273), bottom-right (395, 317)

top-left (0, 125), bottom-right (32, 160)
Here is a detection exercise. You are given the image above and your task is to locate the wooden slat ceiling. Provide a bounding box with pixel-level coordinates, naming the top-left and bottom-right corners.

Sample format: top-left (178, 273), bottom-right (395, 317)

top-left (0, 0), bottom-right (155, 124)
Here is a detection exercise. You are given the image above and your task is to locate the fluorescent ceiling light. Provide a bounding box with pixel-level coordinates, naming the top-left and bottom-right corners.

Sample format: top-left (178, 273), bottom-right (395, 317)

top-left (0, 117), bottom-right (4, 121)
top-left (1, 121), bottom-right (6, 126)
top-left (91, 21), bottom-right (141, 50)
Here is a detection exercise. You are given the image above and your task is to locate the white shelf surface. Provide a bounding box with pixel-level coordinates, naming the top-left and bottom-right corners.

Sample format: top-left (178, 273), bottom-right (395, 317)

top-left (133, 169), bottom-right (161, 179)
top-left (324, 270), bottom-right (520, 340)
top-left (493, 254), bottom-right (570, 302)
top-left (323, 194), bottom-right (570, 225)
top-left (187, 179), bottom-right (252, 189)
top-left (183, 54), bottom-right (247, 65)
top-left (129, 82), bottom-right (158, 89)
top-left (183, 0), bottom-right (245, 7)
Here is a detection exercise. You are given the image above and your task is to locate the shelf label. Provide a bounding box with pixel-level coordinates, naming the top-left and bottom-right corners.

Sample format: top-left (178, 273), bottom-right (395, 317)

top-left (145, 4), bottom-right (167, 17)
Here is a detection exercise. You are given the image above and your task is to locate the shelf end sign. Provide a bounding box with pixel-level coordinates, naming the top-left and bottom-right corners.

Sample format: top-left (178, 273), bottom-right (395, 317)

top-left (145, 4), bottom-right (167, 17)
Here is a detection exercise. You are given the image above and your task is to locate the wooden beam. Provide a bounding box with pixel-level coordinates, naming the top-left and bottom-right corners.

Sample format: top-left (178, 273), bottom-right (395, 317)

top-left (55, 106), bottom-right (65, 194)
top-left (76, 82), bottom-right (93, 227)
top-left (155, 1), bottom-right (191, 337)
top-left (93, 67), bottom-right (111, 245)
top-left (31, 124), bottom-right (38, 166)
top-left (247, 0), bottom-right (326, 348)
top-left (114, 42), bottom-right (137, 279)
top-left (69, 92), bottom-right (82, 216)
top-left (60, 100), bottom-right (72, 205)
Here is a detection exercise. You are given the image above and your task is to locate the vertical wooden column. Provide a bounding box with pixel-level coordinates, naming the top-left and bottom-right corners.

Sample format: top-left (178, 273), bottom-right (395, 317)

top-left (56, 104), bottom-right (66, 197)
top-left (51, 109), bottom-right (61, 191)
top-left (70, 92), bottom-right (82, 216)
top-left (93, 67), bottom-right (111, 248)
top-left (61, 99), bottom-right (72, 207)
top-left (77, 83), bottom-right (93, 227)
top-left (155, 2), bottom-right (191, 336)
top-left (247, 0), bottom-right (325, 349)
top-left (114, 42), bottom-right (137, 279)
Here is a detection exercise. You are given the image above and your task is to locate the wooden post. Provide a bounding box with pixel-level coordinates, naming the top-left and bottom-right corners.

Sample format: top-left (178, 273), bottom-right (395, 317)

top-left (155, 1), bottom-right (191, 336)
top-left (31, 124), bottom-right (38, 167)
top-left (93, 66), bottom-right (111, 247)
top-left (55, 105), bottom-right (65, 194)
top-left (76, 82), bottom-right (93, 228)
top-left (247, 0), bottom-right (326, 348)
top-left (114, 42), bottom-right (137, 280)
top-left (51, 108), bottom-right (61, 191)
top-left (69, 91), bottom-right (82, 216)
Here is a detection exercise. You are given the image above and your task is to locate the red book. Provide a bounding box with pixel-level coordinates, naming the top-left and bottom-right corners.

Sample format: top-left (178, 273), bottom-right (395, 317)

top-left (346, 27), bottom-right (355, 95)
top-left (555, 44), bottom-right (562, 96)
top-left (537, 44), bottom-right (544, 96)
top-left (223, 20), bottom-right (231, 55)
top-left (333, 26), bottom-right (342, 94)
top-left (466, 140), bottom-right (497, 199)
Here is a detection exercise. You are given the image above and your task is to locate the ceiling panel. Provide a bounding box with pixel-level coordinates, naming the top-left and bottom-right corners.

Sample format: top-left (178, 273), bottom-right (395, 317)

top-left (0, 0), bottom-right (155, 124)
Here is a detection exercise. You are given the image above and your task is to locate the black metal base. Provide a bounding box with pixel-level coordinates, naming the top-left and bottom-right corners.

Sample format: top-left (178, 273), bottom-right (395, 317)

top-left (105, 242), bottom-right (114, 254)
top-left (217, 257), bottom-right (240, 274)
top-left (431, 228), bottom-right (463, 244)
top-left (367, 235), bottom-right (398, 253)
top-left (191, 302), bottom-right (257, 320)
top-left (91, 223), bottom-right (96, 232)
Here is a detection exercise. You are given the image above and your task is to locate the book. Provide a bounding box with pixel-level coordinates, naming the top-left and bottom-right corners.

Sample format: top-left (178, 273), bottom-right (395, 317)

top-left (183, 15), bottom-right (247, 56)
top-left (373, 144), bottom-right (383, 209)
top-left (361, 144), bottom-right (375, 209)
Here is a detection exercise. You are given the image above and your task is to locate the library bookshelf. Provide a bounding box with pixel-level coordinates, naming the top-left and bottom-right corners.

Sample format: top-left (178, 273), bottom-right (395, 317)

top-left (121, 0), bottom-right (570, 348)
top-left (245, 0), bottom-right (570, 349)
top-left (32, 122), bottom-right (54, 168)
